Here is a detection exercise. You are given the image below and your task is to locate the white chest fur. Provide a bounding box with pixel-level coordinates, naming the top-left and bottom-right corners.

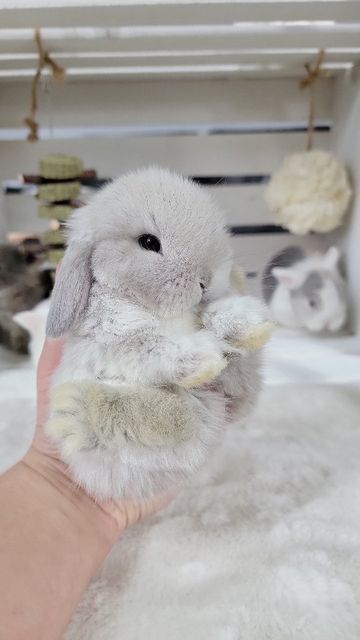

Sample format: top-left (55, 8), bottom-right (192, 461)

top-left (53, 295), bottom-right (202, 388)
top-left (159, 310), bottom-right (199, 338)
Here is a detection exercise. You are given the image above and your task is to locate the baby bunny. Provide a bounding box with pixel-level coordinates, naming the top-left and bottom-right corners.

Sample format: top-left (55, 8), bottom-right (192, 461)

top-left (262, 246), bottom-right (347, 333)
top-left (46, 168), bottom-right (270, 500)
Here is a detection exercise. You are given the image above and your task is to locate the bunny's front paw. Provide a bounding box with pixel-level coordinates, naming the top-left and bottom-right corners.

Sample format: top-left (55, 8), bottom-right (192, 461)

top-left (202, 295), bottom-right (273, 351)
top-left (177, 332), bottom-right (227, 389)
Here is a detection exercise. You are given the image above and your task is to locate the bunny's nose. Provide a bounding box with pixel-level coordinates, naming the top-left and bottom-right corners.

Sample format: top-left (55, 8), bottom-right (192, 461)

top-left (199, 282), bottom-right (206, 298)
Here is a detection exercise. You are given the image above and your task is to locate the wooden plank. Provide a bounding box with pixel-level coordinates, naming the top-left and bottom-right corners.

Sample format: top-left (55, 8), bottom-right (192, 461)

top-left (0, 77), bottom-right (333, 128)
top-left (0, 131), bottom-right (330, 180)
top-left (0, 50), bottom-right (358, 67)
top-left (2, 31), bottom-right (360, 56)
top-left (1, 2), bottom-right (360, 29)
top-left (0, 50), bottom-right (358, 70)
top-left (0, 122), bottom-right (331, 141)
top-left (207, 184), bottom-right (272, 226)
top-left (0, 68), bottom-right (344, 82)
top-left (3, 184), bottom-right (273, 228)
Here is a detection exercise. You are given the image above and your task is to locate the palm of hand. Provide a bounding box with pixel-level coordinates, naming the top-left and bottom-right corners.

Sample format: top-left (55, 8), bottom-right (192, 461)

top-left (34, 337), bottom-right (174, 532)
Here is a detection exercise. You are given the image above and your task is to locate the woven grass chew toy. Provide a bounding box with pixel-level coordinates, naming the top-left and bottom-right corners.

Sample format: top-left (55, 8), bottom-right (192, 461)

top-left (38, 154), bottom-right (84, 270)
top-left (46, 168), bottom-right (271, 500)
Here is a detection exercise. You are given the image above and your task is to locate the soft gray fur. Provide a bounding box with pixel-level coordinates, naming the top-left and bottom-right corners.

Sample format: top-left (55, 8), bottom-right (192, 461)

top-left (47, 242), bottom-right (92, 338)
top-left (45, 168), bottom-right (266, 500)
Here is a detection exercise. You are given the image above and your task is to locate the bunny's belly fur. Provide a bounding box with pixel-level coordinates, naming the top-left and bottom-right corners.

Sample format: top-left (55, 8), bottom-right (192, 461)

top-left (47, 310), bottom-right (228, 500)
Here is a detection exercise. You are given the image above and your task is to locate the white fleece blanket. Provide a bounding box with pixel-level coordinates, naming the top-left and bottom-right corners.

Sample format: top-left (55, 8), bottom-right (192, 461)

top-left (65, 383), bottom-right (360, 640)
top-left (1, 318), bottom-right (360, 639)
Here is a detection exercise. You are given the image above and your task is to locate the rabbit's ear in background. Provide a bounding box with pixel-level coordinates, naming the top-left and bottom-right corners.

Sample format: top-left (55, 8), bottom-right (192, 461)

top-left (323, 246), bottom-right (340, 272)
top-left (271, 266), bottom-right (305, 290)
top-left (46, 242), bottom-right (92, 338)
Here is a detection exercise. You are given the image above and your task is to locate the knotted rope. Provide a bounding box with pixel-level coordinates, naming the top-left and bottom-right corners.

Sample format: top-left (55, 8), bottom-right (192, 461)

top-left (24, 29), bottom-right (66, 142)
top-left (299, 49), bottom-right (328, 151)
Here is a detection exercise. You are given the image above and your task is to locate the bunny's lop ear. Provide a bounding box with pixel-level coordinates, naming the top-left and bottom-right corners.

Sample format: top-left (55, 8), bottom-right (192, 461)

top-left (46, 242), bottom-right (92, 338)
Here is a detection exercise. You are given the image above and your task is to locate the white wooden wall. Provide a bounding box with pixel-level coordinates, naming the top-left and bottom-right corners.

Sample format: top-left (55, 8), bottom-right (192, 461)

top-left (0, 76), bottom-right (334, 292)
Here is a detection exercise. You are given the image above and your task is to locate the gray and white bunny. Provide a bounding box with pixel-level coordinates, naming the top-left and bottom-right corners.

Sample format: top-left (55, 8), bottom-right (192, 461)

top-left (46, 168), bottom-right (271, 500)
top-left (262, 246), bottom-right (347, 332)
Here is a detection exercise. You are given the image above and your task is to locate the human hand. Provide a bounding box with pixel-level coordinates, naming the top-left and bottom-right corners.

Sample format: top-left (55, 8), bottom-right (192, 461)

top-left (26, 336), bottom-right (174, 542)
top-left (2, 339), bottom-right (175, 640)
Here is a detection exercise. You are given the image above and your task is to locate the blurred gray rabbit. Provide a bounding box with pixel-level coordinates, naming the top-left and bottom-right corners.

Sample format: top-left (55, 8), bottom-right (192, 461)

top-left (0, 240), bottom-right (52, 354)
top-left (46, 168), bottom-right (271, 500)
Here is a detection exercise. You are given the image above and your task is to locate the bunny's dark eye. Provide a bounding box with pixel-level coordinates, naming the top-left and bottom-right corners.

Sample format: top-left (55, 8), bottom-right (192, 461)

top-left (138, 234), bottom-right (161, 253)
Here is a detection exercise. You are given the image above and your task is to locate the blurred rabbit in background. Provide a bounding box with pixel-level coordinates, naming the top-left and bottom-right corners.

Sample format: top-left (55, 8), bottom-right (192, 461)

top-left (0, 239), bottom-right (52, 354)
top-left (262, 246), bottom-right (347, 333)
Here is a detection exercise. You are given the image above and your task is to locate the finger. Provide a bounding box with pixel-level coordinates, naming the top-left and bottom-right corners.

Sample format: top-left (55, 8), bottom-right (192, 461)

top-left (37, 260), bottom-right (63, 380)
top-left (37, 336), bottom-right (65, 378)
top-left (37, 337), bottom-right (65, 425)
top-left (36, 262), bottom-right (65, 427)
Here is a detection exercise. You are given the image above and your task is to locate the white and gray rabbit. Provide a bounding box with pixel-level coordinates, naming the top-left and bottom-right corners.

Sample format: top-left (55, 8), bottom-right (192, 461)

top-left (46, 168), bottom-right (271, 501)
top-left (262, 246), bottom-right (347, 333)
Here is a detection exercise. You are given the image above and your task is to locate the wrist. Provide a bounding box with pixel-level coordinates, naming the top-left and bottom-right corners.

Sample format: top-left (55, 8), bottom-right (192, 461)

top-left (23, 447), bottom-right (123, 549)
top-left (0, 448), bottom-right (122, 639)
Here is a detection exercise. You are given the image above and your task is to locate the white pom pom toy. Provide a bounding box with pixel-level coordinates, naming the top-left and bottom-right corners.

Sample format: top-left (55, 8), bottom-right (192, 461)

top-left (264, 150), bottom-right (352, 235)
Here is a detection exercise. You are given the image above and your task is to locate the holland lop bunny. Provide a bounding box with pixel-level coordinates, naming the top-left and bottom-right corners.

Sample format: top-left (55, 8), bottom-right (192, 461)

top-left (46, 168), bottom-right (271, 500)
top-left (262, 246), bottom-right (347, 332)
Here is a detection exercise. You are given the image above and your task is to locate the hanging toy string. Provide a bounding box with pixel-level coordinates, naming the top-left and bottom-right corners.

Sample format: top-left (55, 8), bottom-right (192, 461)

top-left (299, 49), bottom-right (328, 151)
top-left (24, 29), bottom-right (66, 142)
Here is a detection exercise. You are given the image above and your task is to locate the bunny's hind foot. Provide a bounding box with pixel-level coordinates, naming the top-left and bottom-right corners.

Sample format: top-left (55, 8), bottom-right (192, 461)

top-left (46, 381), bottom-right (214, 500)
top-left (46, 381), bottom-right (198, 456)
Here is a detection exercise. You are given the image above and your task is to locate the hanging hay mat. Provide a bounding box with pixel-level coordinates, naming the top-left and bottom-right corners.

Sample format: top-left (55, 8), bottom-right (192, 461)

top-left (264, 150), bottom-right (352, 235)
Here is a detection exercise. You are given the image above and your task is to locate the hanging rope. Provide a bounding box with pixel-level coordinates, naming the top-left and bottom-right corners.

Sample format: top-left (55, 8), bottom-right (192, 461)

top-left (299, 49), bottom-right (328, 151)
top-left (24, 29), bottom-right (66, 142)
